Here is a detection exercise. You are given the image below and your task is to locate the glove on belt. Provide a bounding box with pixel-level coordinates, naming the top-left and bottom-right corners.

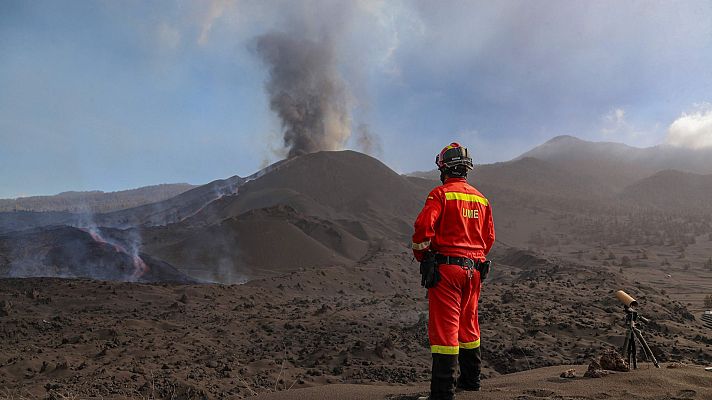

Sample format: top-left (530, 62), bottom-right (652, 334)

top-left (420, 252), bottom-right (440, 288)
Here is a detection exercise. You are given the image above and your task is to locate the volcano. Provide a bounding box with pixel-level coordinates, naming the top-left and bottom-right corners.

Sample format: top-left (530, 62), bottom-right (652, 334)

top-left (139, 150), bottom-right (429, 282)
top-left (0, 151), bottom-right (431, 283)
top-left (5, 141), bottom-right (712, 284)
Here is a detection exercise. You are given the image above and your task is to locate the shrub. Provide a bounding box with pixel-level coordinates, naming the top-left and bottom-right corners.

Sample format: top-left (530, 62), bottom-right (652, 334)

top-left (704, 294), bottom-right (712, 309)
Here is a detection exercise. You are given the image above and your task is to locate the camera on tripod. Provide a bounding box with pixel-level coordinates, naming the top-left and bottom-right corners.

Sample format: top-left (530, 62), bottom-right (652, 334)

top-left (616, 290), bottom-right (660, 369)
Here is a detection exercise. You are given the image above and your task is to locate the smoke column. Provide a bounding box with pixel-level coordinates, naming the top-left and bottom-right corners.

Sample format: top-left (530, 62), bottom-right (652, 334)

top-left (254, 27), bottom-right (352, 158)
top-left (354, 123), bottom-right (381, 157)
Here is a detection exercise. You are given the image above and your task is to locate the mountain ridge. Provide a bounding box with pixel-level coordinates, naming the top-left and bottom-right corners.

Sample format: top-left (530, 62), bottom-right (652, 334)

top-left (3, 139), bottom-right (712, 281)
top-left (620, 169), bottom-right (712, 212)
top-left (0, 183), bottom-right (197, 213)
top-left (518, 135), bottom-right (712, 187)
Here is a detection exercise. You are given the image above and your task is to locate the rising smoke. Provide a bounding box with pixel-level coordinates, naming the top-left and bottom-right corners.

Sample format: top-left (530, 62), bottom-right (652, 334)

top-left (255, 32), bottom-right (350, 158)
top-left (354, 123), bottom-right (382, 157)
top-left (252, 3), bottom-right (378, 158)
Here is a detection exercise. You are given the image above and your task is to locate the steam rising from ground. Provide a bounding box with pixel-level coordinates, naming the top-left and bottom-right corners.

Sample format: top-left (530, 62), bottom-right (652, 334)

top-left (76, 210), bottom-right (148, 281)
top-left (82, 226), bottom-right (148, 281)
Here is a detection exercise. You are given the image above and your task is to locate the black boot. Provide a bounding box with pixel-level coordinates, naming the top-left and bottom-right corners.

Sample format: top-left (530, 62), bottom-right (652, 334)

top-left (456, 347), bottom-right (481, 391)
top-left (428, 353), bottom-right (458, 400)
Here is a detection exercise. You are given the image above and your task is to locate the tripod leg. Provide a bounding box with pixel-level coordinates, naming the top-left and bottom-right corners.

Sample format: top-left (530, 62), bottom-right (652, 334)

top-left (631, 333), bottom-right (638, 369)
top-left (622, 329), bottom-right (631, 360)
top-left (633, 328), bottom-right (660, 368)
top-left (626, 331), bottom-right (634, 367)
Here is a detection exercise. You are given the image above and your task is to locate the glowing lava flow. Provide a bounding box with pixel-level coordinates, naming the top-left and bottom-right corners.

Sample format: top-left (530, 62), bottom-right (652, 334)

top-left (83, 227), bottom-right (148, 280)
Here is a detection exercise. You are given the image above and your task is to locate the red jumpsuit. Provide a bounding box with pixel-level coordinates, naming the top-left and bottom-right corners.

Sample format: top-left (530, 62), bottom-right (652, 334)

top-left (412, 177), bottom-right (495, 355)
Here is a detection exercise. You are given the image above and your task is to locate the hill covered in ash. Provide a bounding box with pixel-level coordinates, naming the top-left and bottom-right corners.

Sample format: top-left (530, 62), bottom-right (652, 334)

top-left (0, 183), bottom-right (196, 213)
top-left (0, 151), bottom-right (428, 283)
top-left (140, 150), bottom-right (427, 282)
top-left (0, 226), bottom-right (195, 283)
top-left (2, 138), bottom-right (712, 286)
top-left (517, 135), bottom-right (712, 189)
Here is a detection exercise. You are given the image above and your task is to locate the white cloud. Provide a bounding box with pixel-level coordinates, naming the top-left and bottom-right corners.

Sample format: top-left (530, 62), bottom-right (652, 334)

top-left (600, 107), bottom-right (641, 138)
top-left (598, 107), bottom-right (665, 147)
top-left (198, 0), bottom-right (232, 46)
top-left (601, 108), bottom-right (626, 133)
top-left (666, 103), bottom-right (712, 149)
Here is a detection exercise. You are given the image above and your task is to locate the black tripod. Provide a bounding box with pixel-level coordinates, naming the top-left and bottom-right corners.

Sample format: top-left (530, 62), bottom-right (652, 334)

top-left (622, 306), bottom-right (660, 369)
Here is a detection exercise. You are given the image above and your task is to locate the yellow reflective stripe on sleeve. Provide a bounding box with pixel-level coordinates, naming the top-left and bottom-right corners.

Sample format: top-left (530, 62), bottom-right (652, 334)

top-left (412, 240), bottom-right (431, 250)
top-left (444, 192), bottom-right (489, 206)
top-left (459, 339), bottom-right (481, 349)
top-left (431, 345), bottom-right (460, 355)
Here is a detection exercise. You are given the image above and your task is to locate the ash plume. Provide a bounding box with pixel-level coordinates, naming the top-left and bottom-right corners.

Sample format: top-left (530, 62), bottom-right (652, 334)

top-left (253, 24), bottom-right (352, 158)
top-left (354, 123), bottom-right (382, 157)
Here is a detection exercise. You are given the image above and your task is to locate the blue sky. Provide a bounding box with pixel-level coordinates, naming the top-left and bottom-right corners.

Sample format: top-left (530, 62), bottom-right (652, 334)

top-left (1, 0), bottom-right (712, 198)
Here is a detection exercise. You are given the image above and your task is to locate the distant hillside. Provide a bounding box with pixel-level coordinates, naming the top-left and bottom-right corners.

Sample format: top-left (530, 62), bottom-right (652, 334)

top-left (518, 135), bottom-right (712, 188)
top-left (406, 157), bottom-right (613, 212)
top-left (95, 175), bottom-right (245, 228)
top-left (412, 135), bottom-right (712, 197)
top-left (4, 141), bottom-right (712, 283)
top-left (621, 170), bottom-right (712, 212)
top-left (0, 183), bottom-right (196, 213)
top-left (474, 157), bottom-right (607, 200)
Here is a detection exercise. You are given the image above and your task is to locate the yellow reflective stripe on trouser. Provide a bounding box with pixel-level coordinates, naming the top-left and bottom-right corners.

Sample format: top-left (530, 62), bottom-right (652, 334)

top-left (459, 339), bottom-right (480, 349)
top-left (444, 192), bottom-right (489, 206)
top-left (412, 240), bottom-right (431, 250)
top-left (431, 345), bottom-right (459, 354)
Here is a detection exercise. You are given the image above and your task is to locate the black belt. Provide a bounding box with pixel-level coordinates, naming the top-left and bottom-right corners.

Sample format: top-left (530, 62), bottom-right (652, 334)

top-left (434, 254), bottom-right (477, 269)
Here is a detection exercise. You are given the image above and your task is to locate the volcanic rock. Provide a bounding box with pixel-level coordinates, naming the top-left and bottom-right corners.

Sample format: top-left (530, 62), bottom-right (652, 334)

top-left (583, 360), bottom-right (609, 378)
top-left (560, 368), bottom-right (576, 378)
top-left (599, 349), bottom-right (629, 372)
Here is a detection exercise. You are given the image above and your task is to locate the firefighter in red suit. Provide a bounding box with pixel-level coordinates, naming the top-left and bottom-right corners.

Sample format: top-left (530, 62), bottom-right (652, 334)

top-left (412, 143), bottom-right (495, 400)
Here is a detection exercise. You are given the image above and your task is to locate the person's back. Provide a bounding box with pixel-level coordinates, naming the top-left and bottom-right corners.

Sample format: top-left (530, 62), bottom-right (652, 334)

top-left (412, 142), bottom-right (495, 400)
top-left (417, 177), bottom-right (494, 261)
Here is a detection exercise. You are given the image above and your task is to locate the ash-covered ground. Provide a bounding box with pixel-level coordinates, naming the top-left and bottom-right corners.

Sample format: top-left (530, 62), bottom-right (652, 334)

top-left (3, 146), bottom-right (712, 399)
top-left (2, 244), bottom-right (710, 399)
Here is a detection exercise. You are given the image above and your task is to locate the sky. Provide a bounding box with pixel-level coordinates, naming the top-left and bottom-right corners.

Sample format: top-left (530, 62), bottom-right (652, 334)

top-left (1, 0), bottom-right (712, 198)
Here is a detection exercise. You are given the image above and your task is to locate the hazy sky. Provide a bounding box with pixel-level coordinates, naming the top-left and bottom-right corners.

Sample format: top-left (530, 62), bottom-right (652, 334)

top-left (2, 0), bottom-right (712, 198)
